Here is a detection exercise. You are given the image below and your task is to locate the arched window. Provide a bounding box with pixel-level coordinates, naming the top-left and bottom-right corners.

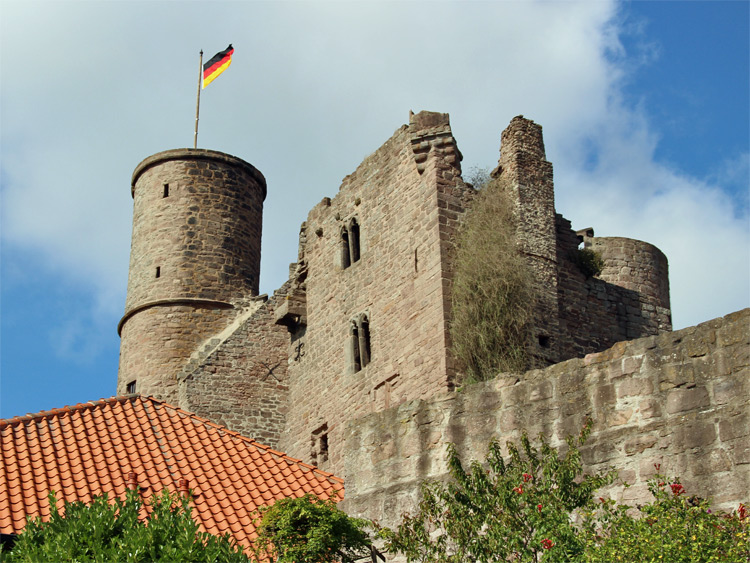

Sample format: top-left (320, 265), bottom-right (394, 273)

top-left (351, 313), bottom-right (371, 372)
top-left (341, 227), bottom-right (351, 269)
top-left (341, 218), bottom-right (361, 269)
top-left (349, 218), bottom-right (360, 263)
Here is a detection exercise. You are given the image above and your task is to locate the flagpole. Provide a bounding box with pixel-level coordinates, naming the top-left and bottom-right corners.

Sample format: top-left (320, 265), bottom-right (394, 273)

top-left (194, 50), bottom-right (203, 149)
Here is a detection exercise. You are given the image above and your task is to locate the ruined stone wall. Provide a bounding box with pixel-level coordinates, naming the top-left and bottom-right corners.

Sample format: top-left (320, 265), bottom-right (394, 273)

top-left (118, 149), bottom-right (266, 403)
top-left (555, 219), bottom-right (672, 360)
top-left (176, 287), bottom-right (291, 449)
top-left (279, 112), bottom-right (474, 475)
top-left (590, 236), bottom-right (672, 335)
top-left (342, 309), bottom-right (749, 529)
top-left (495, 117), bottom-right (559, 367)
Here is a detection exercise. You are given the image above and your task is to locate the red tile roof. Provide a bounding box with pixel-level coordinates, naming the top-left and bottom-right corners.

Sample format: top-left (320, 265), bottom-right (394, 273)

top-left (0, 395), bottom-right (343, 548)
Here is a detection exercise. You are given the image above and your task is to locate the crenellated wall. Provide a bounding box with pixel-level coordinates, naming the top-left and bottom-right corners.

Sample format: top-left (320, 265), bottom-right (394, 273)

top-left (342, 309), bottom-right (749, 527)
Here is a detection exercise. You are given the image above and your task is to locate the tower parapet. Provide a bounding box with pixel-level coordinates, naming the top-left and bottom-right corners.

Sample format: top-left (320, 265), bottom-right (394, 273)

top-left (117, 149), bottom-right (266, 402)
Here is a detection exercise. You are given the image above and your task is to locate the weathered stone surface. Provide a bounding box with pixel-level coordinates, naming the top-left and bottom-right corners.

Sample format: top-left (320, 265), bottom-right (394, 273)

top-left (343, 309), bottom-right (749, 526)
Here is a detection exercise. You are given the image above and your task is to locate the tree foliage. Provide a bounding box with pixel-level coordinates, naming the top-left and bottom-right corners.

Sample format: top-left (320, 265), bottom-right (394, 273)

top-left (252, 494), bottom-right (373, 563)
top-left (450, 176), bottom-right (536, 383)
top-left (5, 489), bottom-right (248, 563)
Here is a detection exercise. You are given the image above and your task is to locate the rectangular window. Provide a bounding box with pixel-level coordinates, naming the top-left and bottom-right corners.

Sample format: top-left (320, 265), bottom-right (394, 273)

top-left (126, 381), bottom-right (137, 394)
top-left (163, 183), bottom-right (169, 198)
top-left (310, 424), bottom-right (329, 465)
top-left (351, 313), bottom-right (371, 373)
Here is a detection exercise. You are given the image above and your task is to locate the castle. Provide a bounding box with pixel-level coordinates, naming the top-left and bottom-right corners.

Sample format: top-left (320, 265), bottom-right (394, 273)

top-left (116, 111), bottom-right (747, 525)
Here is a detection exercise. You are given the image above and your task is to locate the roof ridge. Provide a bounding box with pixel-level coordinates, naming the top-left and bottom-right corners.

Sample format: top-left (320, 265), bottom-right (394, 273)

top-left (138, 396), bottom-right (343, 484)
top-left (0, 395), bottom-right (138, 428)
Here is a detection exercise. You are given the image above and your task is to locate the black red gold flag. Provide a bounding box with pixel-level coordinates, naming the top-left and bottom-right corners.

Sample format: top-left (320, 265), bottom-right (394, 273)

top-left (203, 44), bottom-right (234, 88)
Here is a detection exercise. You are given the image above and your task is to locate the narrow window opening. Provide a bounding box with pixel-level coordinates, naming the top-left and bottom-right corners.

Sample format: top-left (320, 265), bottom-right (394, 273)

top-left (349, 218), bottom-right (360, 264)
top-left (351, 313), bottom-right (371, 372)
top-left (414, 248), bottom-right (419, 272)
top-left (155, 266), bottom-right (161, 278)
top-left (319, 433), bottom-right (329, 461)
top-left (311, 424), bottom-right (329, 464)
top-left (126, 380), bottom-right (137, 394)
top-left (341, 228), bottom-right (351, 269)
top-left (351, 321), bottom-right (361, 372)
top-left (163, 183), bottom-right (169, 198)
top-left (359, 316), bottom-right (370, 367)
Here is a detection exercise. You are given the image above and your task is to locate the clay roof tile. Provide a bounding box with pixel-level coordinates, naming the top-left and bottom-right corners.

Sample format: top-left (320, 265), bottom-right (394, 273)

top-left (0, 396), bottom-right (342, 548)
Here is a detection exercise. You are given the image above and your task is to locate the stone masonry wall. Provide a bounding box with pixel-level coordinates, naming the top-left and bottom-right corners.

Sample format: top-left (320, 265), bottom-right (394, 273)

top-left (279, 112), bottom-right (475, 475)
top-left (342, 309), bottom-right (749, 529)
top-left (176, 287), bottom-right (291, 449)
top-left (496, 117), bottom-right (560, 367)
top-left (590, 236), bottom-right (672, 335)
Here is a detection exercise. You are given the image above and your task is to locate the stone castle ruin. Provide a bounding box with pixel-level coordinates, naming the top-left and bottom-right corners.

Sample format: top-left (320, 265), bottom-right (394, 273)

top-left (117, 111), bottom-right (747, 524)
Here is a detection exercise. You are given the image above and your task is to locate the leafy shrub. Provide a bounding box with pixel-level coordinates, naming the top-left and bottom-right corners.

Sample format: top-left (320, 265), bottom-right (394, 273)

top-left (571, 248), bottom-right (604, 278)
top-left (381, 425), bottom-right (748, 563)
top-left (252, 494), bottom-right (373, 563)
top-left (380, 421), bottom-right (615, 562)
top-left (450, 178), bottom-right (536, 383)
top-left (5, 489), bottom-right (248, 563)
top-left (582, 471), bottom-right (749, 562)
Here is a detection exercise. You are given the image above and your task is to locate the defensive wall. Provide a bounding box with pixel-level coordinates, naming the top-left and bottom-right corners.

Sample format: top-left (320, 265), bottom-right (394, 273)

top-left (342, 308), bottom-right (749, 527)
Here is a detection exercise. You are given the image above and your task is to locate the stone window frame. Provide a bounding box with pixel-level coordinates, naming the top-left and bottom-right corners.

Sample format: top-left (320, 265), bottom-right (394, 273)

top-left (126, 380), bottom-right (137, 394)
top-left (340, 217), bottom-right (361, 269)
top-left (350, 312), bottom-right (371, 373)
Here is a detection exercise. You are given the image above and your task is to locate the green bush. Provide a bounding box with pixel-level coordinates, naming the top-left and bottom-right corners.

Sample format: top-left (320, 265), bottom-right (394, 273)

top-left (381, 425), bottom-right (749, 563)
top-left (252, 494), bottom-right (373, 563)
top-left (5, 489), bottom-right (248, 563)
top-left (380, 421), bottom-right (615, 562)
top-left (450, 178), bottom-right (536, 383)
top-left (582, 472), bottom-right (748, 562)
top-left (571, 248), bottom-right (604, 278)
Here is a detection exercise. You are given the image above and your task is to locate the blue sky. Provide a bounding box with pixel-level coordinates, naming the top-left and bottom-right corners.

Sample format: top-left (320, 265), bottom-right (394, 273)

top-left (1, 0), bottom-right (748, 419)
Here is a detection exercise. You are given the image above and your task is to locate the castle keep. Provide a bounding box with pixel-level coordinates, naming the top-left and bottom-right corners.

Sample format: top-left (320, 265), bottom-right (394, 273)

top-left (117, 111), bottom-right (674, 478)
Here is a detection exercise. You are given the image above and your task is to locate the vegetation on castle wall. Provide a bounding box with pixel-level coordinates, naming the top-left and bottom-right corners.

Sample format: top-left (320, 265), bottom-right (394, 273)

top-left (571, 248), bottom-right (604, 279)
top-left (379, 423), bottom-right (749, 562)
top-left (450, 177), bottom-right (536, 383)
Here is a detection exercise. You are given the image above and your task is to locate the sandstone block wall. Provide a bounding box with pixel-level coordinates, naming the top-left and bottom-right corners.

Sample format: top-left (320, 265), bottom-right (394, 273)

top-left (279, 112), bottom-right (475, 474)
top-left (342, 309), bottom-right (749, 528)
top-left (118, 149), bottom-right (266, 402)
top-left (176, 289), bottom-right (291, 448)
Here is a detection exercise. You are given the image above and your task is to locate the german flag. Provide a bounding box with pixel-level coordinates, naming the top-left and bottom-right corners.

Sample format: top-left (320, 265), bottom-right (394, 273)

top-left (203, 44), bottom-right (234, 88)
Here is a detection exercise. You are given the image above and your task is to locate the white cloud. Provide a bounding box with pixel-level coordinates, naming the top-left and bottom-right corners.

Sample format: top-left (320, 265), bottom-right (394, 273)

top-left (1, 0), bottom-right (747, 358)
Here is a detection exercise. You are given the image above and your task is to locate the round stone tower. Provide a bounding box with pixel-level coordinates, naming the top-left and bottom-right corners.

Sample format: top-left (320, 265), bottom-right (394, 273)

top-left (117, 149), bottom-right (266, 402)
